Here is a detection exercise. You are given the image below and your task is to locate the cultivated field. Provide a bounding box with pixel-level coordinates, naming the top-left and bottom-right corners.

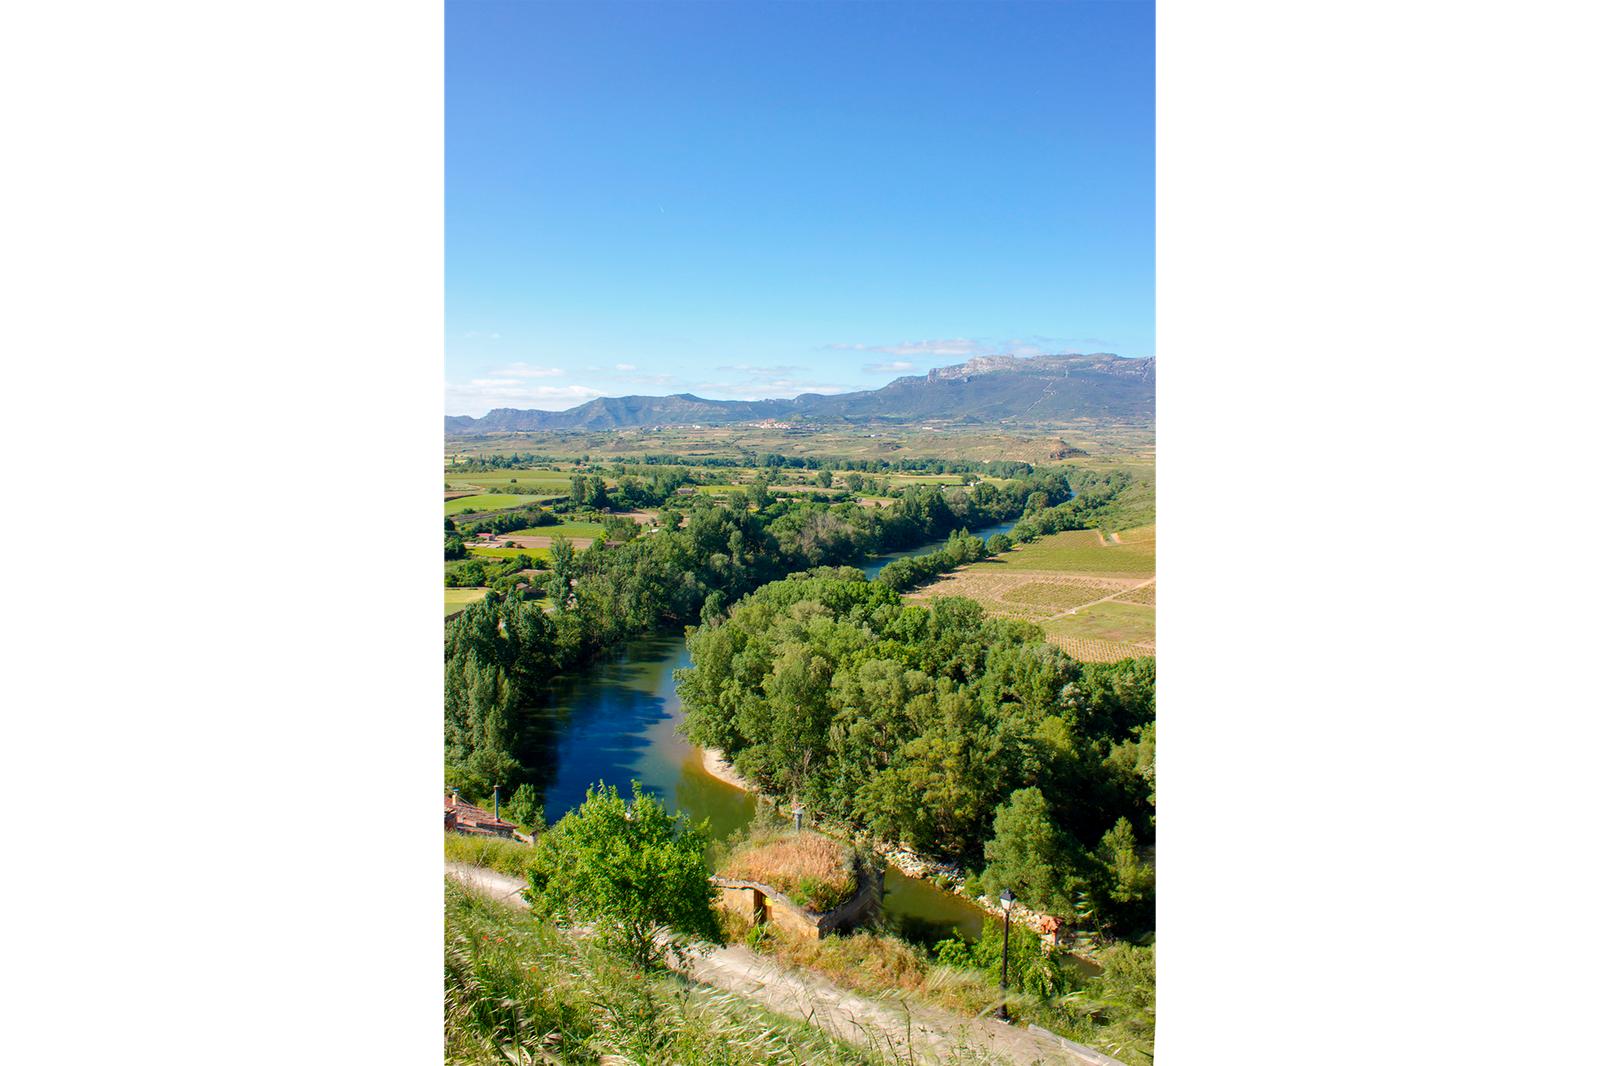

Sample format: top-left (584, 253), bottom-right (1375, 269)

top-left (987, 527), bottom-right (1155, 575)
top-left (446, 493), bottom-right (549, 516)
top-left (445, 588), bottom-right (490, 616)
top-left (444, 420), bottom-right (1155, 472)
top-left (904, 525), bottom-right (1156, 662)
top-left (467, 546), bottom-right (553, 562)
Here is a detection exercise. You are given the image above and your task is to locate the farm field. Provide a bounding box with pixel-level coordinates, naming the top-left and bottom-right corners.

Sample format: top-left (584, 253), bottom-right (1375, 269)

top-left (988, 526), bottom-right (1155, 576)
top-left (444, 588), bottom-right (490, 616)
top-left (444, 420), bottom-right (1154, 470)
top-left (453, 475), bottom-right (571, 489)
top-left (446, 494), bottom-right (551, 515)
top-left (903, 526), bottom-right (1156, 662)
top-left (467, 546), bottom-right (552, 562)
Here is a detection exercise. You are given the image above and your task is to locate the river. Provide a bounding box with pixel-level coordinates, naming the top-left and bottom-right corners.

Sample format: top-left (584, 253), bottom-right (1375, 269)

top-left (522, 517), bottom-right (1021, 941)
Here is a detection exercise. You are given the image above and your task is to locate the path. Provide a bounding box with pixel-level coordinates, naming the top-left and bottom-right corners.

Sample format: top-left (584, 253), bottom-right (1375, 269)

top-left (445, 863), bottom-right (1118, 1066)
top-left (1048, 577), bottom-right (1156, 620)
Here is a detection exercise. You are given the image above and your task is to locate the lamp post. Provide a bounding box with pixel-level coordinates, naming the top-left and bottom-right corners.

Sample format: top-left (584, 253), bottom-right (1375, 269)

top-left (790, 802), bottom-right (805, 833)
top-left (492, 783), bottom-right (500, 822)
top-left (998, 888), bottom-right (1016, 1022)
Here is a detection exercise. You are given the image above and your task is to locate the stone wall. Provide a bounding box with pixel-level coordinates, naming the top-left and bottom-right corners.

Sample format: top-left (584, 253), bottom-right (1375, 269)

top-left (712, 867), bottom-right (881, 941)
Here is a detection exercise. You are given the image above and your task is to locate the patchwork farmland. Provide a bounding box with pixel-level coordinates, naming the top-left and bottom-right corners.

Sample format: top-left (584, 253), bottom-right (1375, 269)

top-left (904, 524), bottom-right (1155, 662)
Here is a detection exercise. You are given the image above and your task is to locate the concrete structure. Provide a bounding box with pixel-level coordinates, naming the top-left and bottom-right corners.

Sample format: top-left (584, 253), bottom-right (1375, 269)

top-left (711, 866), bottom-right (883, 940)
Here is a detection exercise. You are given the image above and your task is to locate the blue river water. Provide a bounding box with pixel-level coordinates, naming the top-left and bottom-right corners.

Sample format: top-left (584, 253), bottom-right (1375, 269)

top-left (522, 518), bottom-right (1023, 939)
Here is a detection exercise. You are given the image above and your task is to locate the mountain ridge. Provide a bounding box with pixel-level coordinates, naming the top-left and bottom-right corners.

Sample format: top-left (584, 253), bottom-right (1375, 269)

top-left (446, 352), bottom-right (1153, 434)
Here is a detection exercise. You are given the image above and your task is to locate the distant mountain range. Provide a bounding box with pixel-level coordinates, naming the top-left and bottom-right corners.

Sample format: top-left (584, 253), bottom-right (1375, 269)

top-left (444, 352), bottom-right (1154, 435)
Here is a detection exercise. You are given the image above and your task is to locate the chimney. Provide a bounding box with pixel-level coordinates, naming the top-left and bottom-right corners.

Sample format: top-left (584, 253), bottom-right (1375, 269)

top-left (450, 788), bottom-right (459, 808)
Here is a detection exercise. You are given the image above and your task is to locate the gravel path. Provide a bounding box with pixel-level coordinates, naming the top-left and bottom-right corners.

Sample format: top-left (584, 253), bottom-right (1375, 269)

top-left (445, 862), bottom-right (1116, 1066)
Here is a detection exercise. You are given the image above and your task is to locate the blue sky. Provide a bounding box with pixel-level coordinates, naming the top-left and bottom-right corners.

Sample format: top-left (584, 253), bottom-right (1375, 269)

top-left (446, 0), bottom-right (1152, 416)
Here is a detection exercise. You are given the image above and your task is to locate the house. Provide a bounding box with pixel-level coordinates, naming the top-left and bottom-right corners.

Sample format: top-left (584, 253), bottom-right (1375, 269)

top-left (675, 487), bottom-right (697, 496)
top-left (445, 789), bottom-right (516, 838)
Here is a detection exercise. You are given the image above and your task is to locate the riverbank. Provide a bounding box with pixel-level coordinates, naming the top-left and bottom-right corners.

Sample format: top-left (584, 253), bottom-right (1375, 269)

top-left (699, 747), bottom-right (757, 792)
top-left (698, 748), bottom-right (1103, 960)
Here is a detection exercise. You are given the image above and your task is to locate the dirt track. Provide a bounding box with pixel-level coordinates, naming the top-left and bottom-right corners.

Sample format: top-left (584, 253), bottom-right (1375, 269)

top-left (445, 862), bottom-right (1111, 1065)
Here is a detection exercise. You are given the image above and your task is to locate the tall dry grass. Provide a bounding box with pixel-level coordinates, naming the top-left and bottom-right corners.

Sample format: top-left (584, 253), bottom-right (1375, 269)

top-left (719, 830), bottom-right (857, 912)
top-left (445, 878), bottom-right (1009, 1065)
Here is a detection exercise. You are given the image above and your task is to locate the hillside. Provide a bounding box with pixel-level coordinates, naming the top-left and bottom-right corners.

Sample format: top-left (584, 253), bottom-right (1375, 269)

top-left (446, 352), bottom-right (1154, 434)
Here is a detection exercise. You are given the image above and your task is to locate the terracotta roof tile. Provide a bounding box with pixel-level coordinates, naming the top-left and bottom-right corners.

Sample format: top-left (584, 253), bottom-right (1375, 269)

top-left (445, 793), bottom-right (514, 829)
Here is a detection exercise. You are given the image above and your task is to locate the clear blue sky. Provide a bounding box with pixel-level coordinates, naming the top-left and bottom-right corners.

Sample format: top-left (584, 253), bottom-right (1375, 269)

top-left (446, 0), bottom-right (1152, 416)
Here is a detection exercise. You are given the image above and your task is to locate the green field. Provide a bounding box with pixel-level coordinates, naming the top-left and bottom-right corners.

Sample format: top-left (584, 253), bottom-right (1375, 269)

top-left (1040, 600), bottom-right (1155, 645)
top-left (994, 528), bottom-right (1156, 575)
top-left (446, 494), bottom-right (551, 516)
top-left (457, 475), bottom-right (572, 488)
top-left (445, 420), bottom-right (1154, 470)
top-left (468, 547), bottom-right (551, 562)
top-left (444, 588), bottom-right (490, 616)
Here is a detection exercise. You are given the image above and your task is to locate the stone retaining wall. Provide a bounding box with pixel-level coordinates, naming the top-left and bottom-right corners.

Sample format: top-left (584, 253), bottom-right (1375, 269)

top-left (711, 867), bottom-right (882, 940)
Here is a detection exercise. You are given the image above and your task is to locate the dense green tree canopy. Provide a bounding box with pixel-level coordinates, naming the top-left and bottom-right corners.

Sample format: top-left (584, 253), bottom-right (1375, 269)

top-left (521, 782), bottom-right (725, 967)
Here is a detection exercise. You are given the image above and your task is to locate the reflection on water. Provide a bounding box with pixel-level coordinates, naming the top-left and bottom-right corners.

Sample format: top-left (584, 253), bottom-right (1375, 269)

top-left (523, 632), bottom-right (757, 843)
top-left (882, 866), bottom-right (990, 943)
top-left (518, 520), bottom-right (1032, 938)
top-left (858, 519), bottom-right (1019, 580)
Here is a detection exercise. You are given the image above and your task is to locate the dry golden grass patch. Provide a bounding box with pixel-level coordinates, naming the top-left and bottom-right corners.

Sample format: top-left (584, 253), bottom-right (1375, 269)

top-left (1112, 582), bottom-right (1155, 606)
top-left (1000, 578), bottom-right (1128, 611)
top-left (1113, 523), bottom-right (1157, 544)
top-left (905, 566), bottom-right (1139, 618)
top-left (719, 830), bottom-right (857, 913)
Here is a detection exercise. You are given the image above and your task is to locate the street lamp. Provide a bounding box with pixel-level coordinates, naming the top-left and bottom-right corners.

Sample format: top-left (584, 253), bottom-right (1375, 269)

top-left (998, 888), bottom-right (1016, 1022)
top-left (492, 783), bottom-right (501, 822)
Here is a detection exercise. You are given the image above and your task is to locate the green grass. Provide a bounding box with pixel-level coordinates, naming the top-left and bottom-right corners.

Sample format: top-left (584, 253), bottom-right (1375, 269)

top-left (445, 588), bottom-right (490, 616)
top-left (446, 494), bottom-right (549, 516)
top-left (1040, 601), bottom-right (1155, 645)
top-left (468, 547), bottom-right (551, 562)
top-left (446, 831), bottom-right (535, 875)
top-left (996, 528), bottom-right (1155, 575)
top-left (458, 476), bottom-right (572, 489)
top-left (445, 878), bottom-right (968, 1066)
top-left (544, 521), bottom-right (609, 539)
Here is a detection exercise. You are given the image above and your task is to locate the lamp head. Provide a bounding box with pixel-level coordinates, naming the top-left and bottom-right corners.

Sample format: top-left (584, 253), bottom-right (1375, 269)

top-left (1000, 888), bottom-right (1015, 912)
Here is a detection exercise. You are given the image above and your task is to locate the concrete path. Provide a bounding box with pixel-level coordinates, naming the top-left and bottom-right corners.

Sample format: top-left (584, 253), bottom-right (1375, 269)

top-left (446, 863), bottom-right (1120, 1066)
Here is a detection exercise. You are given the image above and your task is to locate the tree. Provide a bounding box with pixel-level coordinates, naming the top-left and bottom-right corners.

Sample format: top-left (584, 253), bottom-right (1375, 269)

top-left (981, 786), bottom-right (1083, 915)
top-left (548, 535), bottom-right (577, 609)
top-left (521, 782), bottom-right (725, 967)
top-left (504, 783), bottom-right (546, 834)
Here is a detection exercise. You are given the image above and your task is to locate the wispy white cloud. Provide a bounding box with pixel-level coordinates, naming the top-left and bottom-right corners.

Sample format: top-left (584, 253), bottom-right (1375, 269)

top-left (864, 361), bottom-right (916, 374)
top-left (823, 342), bottom-right (866, 350)
top-left (486, 362), bottom-right (566, 378)
top-left (615, 363), bottom-right (637, 371)
top-left (716, 364), bottom-right (807, 377)
top-left (866, 338), bottom-right (993, 357)
top-left (697, 368), bottom-right (851, 396)
top-left (445, 380), bottom-right (608, 416)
